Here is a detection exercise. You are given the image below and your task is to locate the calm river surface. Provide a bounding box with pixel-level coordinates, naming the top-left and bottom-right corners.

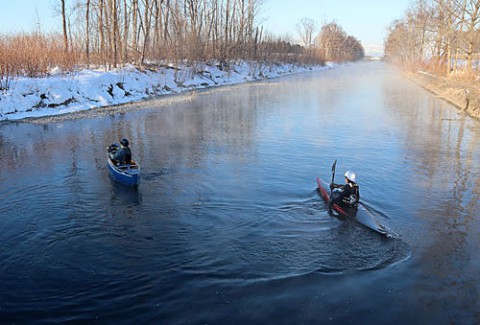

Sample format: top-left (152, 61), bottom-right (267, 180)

top-left (1, 62), bottom-right (479, 324)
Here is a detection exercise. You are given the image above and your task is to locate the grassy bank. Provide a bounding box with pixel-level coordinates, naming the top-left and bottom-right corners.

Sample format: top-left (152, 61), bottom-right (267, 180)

top-left (407, 71), bottom-right (480, 120)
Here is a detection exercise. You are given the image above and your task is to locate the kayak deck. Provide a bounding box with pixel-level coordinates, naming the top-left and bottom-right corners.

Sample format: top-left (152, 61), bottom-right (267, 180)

top-left (316, 177), bottom-right (390, 236)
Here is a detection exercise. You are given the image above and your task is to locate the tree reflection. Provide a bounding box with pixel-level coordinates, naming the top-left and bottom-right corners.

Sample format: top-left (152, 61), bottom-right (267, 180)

top-left (383, 76), bottom-right (480, 323)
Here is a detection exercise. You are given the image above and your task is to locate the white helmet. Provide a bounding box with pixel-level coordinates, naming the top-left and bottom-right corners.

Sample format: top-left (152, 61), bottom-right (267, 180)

top-left (344, 171), bottom-right (356, 182)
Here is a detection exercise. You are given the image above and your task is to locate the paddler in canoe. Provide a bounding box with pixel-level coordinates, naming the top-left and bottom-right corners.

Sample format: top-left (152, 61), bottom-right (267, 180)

top-left (108, 138), bottom-right (133, 165)
top-left (329, 170), bottom-right (360, 213)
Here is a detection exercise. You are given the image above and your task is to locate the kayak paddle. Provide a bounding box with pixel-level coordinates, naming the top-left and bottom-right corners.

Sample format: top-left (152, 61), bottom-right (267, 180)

top-left (329, 159), bottom-right (337, 213)
top-left (330, 159), bottom-right (337, 192)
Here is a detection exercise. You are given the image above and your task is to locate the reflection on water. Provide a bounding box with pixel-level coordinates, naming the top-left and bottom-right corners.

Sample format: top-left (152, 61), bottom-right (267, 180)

top-left (381, 74), bottom-right (480, 324)
top-left (0, 62), bottom-right (479, 324)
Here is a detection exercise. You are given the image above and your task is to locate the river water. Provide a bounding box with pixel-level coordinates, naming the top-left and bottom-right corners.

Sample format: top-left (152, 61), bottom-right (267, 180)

top-left (1, 62), bottom-right (479, 324)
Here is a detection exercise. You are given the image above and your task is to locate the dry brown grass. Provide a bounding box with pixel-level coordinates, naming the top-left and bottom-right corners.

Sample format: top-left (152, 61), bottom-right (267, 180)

top-left (0, 32), bottom-right (77, 90)
top-left (408, 70), bottom-right (480, 119)
top-left (0, 30), bottom-right (325, 92)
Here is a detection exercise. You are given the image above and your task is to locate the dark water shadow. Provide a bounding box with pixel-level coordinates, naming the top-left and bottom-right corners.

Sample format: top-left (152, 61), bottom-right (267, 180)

top-left (109, 179), bottom-right (142, 207)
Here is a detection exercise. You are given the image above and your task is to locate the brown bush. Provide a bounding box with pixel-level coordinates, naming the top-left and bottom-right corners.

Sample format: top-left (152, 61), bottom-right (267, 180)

top-left (0, 32), bottom-right (77, 87)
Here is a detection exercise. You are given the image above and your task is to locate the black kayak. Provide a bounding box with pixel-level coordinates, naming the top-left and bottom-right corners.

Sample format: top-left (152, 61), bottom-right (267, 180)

top-left (317, 177), bottom-right (390, 236)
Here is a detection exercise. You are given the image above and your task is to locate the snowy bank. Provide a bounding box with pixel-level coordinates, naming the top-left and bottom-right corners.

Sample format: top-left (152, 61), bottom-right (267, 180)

top-left (0, 61), bottom-right (330, 121)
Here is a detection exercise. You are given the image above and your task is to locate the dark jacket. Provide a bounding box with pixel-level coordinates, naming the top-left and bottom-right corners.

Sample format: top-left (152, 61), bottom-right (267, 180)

top-left (111, 146), bottom-right (132, 164)
top-left (331, 182), bottom-right (360, 207)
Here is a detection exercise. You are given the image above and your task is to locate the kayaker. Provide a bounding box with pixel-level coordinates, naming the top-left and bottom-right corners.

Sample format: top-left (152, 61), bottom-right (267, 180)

top-left (108, 138), bottom-right (132, 165)
top-left (329, 171), bottom-right (360, 208)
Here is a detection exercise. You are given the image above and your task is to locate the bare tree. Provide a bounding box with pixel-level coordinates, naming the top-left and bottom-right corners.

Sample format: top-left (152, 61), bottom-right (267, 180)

top-left (99, 0), bottom-right (106, 66)
top-left (3, 0), bottom-right (339, 82)
top-left (132, 0), bottom-right (138, 61)
top-left (123, 0), bottom-right (129, 63)
top-left (386, 0), bottom-right (480, 78)
top-left (461, 0), bottom-right (480, 75)
top-left (86, 0), bottom-right (91, 64)
top-left (315, 21), bottom-right (364, 62)
top-left (296, 17), bottom-right (316, 49)
top-left (61, 0), bottom-right (69, 52)
top-left (111, 0), bottom-right (119, 67)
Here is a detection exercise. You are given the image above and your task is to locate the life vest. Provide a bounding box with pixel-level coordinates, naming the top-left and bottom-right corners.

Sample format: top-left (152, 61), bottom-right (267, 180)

top-left (341, 183), bottom-right (360, 207)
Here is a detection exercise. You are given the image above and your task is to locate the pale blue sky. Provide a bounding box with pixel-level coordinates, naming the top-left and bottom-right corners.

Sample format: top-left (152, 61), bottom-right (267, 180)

top-left (0, 0), bottom-right (411, 46)
top-left (262, 0), bottom-right (411, 46)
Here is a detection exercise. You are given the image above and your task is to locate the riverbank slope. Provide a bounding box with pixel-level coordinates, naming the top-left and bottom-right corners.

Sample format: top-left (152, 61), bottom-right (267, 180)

top-left (407, 71), bottom-right (480, 119)
top-left (0, 61), bottom-right (329, 122)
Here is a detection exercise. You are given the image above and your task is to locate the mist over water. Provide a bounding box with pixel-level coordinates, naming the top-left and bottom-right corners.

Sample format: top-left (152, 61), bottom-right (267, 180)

top-left (1, 62), bottom-right (479, 324)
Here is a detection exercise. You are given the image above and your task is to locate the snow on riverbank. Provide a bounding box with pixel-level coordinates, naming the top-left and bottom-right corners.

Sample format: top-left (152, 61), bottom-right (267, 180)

top-left (0, 61), bottom-right (331, 121)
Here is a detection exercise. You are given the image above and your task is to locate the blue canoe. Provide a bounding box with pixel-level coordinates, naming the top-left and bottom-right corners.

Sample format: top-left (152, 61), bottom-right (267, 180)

top-left (317, 177), bottom-right (390, 236)
top-left (107, 155), bottom-right (141, 186)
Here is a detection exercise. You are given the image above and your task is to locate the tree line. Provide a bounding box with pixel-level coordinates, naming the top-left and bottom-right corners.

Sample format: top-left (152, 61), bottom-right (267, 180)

top-left (385, 0), bottom-right (480, 78)
top-left (61, 0), bottom-right (267, 67)
top-left (1, 0), bottom-right (364, 90)
top-left (294, 18), bottom-right (364, 62)
top-left (316, 22), bottom-right (365, 62)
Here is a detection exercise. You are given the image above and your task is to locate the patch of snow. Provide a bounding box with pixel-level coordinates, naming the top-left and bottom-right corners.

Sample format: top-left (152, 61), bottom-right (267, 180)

top-left (50, 66), bottom-right (63, 75)
top-left (0, 61), bottom-right (330, 121)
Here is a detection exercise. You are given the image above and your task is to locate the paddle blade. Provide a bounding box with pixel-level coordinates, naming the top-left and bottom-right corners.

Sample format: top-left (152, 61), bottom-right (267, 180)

top-left (330, 159), bottom-right (337, 196)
